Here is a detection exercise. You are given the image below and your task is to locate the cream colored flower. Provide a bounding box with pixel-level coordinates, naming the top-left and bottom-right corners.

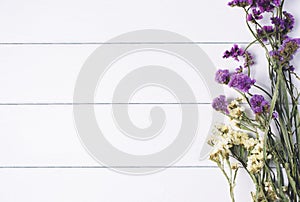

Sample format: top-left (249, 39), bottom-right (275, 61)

top-left (246, 139), bottom-right (264, 174)
top-left (231, 162), bottom-right (239, 170)
top-left (228, 99), bottom-right (245, 120)
top-left (243, 138), bottom-right (258, 150)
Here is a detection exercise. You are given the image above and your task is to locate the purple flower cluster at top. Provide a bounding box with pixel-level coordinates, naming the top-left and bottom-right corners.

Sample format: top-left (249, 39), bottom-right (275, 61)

top-left (212, 95), bottom-right (229, 114)
top-left (256, 0), bottom-right (280, 12)
top-left (229, 0), bottom-right (280, 12)
top-left (228, 73), bottom-right (256, 93)
top-left (228, 0), bottom-right (252, 7)
top-left (250, 94), bottom-right (270, 114)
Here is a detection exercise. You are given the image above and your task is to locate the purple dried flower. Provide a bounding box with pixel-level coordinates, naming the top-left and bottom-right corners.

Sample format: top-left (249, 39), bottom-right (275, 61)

top-left (269, 49), bottom-right (283, 61)
top-left (228, 0), bottom-right (252, 7)
top-left (250, 94), bottom-right (270, 114)
top-left (271, 17), bottom-right (285, 31)
top-left (243, 51), bottom-right (255, 67)
top-left (283, 11), bottom-right (295, 33)
top-left (271, 38), bottom-right (300, 62)
top-left (228, 73), bottom-right (256, 93)
top-left (272, 111), bottom-right (279, 119)
top-left (223, 45), bottom-right (245, 61)
top-left (247, 14), bottom-right (254, 21)
top-left (256, 0), bottom-right (279, 12)
top-left (212, 95), bottom-right (229, 114)
top-left (273, 0), bottom-right (281, 6)
top-left (235, 66), bottom-right (243, 73)
top-left (257, 26), bottom-right (274, 41)
top-left (247, 13), bottom-right (254, 22)
top-left (271, 12), bottom-right (295, 35)
top-left (249, 8), bottom-right (263, 21)
top-left (215, 69), bottom-right (231, 84)
top-left (288, 65), bottom-right (295, 71)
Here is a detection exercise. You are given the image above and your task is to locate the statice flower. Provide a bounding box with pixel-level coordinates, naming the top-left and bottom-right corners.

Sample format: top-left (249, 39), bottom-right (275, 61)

top-left (271, 17), bottom-right (285, 31)
top-left (270, 38), bottom-right (300, 62)
top-left (212, 95), bottom-right (229, 114)
top-left (257, 26), bottom-right (274, 41)
top-left (283, 11), bottom-right (295, 32)
top-left (228, 0), bottom-right (252, 7)
top-left (288, 65), bottom-right (295, 71)
top-left (247, 8), bottom-right (263, 22)
top-left (228, 99), bottom-right (245, 124)
top-left (247, 139), bottom-right (264, 174)
top-left (273, 0), bottom-right (281, 7)
top-left (269, 49), bottom-right (283, 61)
top-left (223, 45), bottom-right (245, 61)
top-left (250, 94), bottom-right (270, 114)
top-left (272, 111), bottom-right (278, 119)
top-left (215, 69), bottom-right (231, 84)
top-left (255, 0), bottom-right (280, 13)
top-left (223, 45), bottom-right (254, 68)
top-left (271, 12), bottom-right (295, 35)
top-left (279, 38), bottom-right (300, 60)
top-left (243, 51), bottom-right (254, 67)
top-left (228, 73), bottom-right (255, 93)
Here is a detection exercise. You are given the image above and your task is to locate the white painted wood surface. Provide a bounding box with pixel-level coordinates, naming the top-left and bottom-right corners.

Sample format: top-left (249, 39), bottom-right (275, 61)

top-left (0, 0), bottom-right (299, 43)
top-left (0, 0), bottom-right (299, 201)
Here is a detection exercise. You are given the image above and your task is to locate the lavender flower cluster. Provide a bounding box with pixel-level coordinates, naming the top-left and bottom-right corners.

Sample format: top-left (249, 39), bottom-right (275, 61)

top-left (212, 43), bottom-right (272, 116)
top-left (229, 0), bottom-right (299, 47)
top-left (228, 0), bottom-right (280, 12)
top-left (212, 0), bottom-right (300, 117)
top-left (270, 38), bottom-right (300, 70)
top-left (216, 45), bottom-right (256, 93)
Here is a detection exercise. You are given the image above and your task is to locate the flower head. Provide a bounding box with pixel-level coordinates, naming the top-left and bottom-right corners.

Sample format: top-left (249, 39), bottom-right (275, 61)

top-left (279, 38), bottom-right (300, 59)
top-left (243, 51), bottom-right (255, 67)
top-left (272, 111), bottom-right (278, 119)
top-left (223, 44), bottom-right (245, 61)
top-left (271, 12), bottom-right (295, 35)
top-left (283, 11), bottom-right (295, 32)
top-left (228, 73), bottom-right (255, 93)
top-left (250, 94), bottom-right (270, 114)
top-left (228, 99), bottom-right (245, 120)
top-left (257, 26), bottom-right (274, 41)
top-left (255, 0), bottom-right (280, 13)
top-left (247, 8), bottom-right (263, 22)
top-left (228, 0), bottom-right (252, 7)
top-left (215, 69), bottom-right (231, 84)
top-left (212, 95), bottom-right (229, 114)
top-left (247, 139), bottom-right (264, 174)
top-left (270, 38), bottom-right (300, 63)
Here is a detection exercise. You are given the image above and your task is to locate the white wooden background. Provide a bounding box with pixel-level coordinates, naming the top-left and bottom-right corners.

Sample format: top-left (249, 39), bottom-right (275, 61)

top-left (0, 0), bottom-right (299, 201)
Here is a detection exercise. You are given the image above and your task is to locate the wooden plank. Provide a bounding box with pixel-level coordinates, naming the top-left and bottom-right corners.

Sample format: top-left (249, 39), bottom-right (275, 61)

top-left (0, 0), bottom-right (299, 43)
top-left (0, 43), bottom-right (286, 103)
top-left (0, 104), bottom-right (219, 166)
top-left (0, 168), bottom-right (253, 202)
